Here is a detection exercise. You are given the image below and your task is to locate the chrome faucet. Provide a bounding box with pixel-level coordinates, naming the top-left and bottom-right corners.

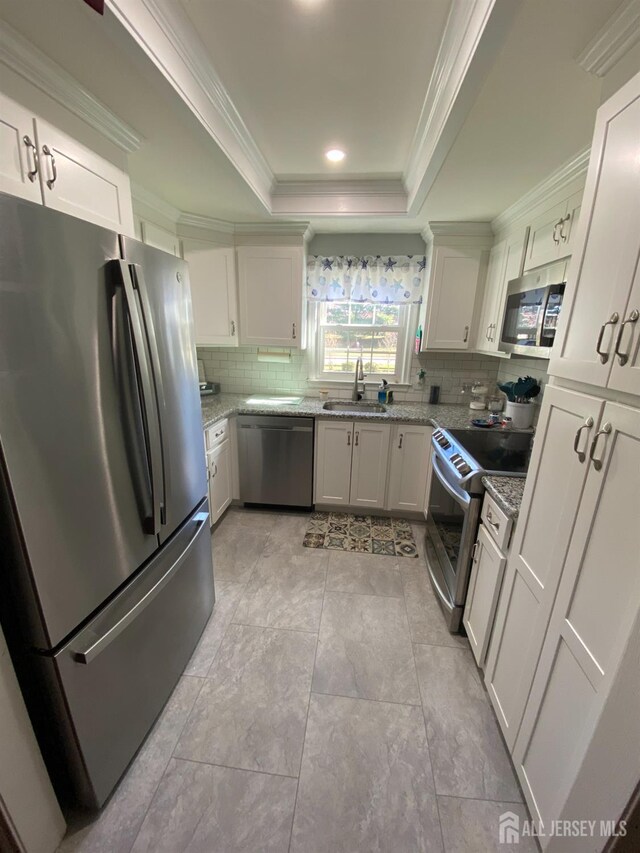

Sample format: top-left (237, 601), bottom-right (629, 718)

top-left (352, 357), bottom-right (366, 401)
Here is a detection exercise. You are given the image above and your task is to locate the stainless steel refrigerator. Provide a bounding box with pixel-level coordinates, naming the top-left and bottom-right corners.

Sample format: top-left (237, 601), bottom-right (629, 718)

top-left (0, 193), bottom-right (214, 809)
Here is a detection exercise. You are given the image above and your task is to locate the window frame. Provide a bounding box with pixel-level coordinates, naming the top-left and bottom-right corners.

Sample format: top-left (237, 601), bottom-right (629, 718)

top-left (309, 301), bottom-right (416, 384)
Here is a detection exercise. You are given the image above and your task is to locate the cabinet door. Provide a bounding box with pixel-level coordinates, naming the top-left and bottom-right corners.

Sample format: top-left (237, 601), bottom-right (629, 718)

top-left (185, 244), bottom-right (238, 347)
top-left (523, 199), bottom-right (566, 272)
top-left (209, 440), bottom-right (232, 524)
top-left (35, 118), bottom-right (134, 235)
top-left (484, 385), bottom-right (604, 750)
top-left (464, 524), bottom-right (507, 668)
top-left (141, 221), bottom-right (181, 257)
top-left (0, 94), bottom-right (42, 203)
top-left (607, 256), bottom-right (640, 397)
top-left (349, 423), bottom-right (391, 509)
top-left (493, 228), bottom-right (528, 344)
top-left (315, 421), bottom-right (353, 505)
top-left (237, 246), bottom-right (302, 347)
top-left (550, 74), bottom-right (640, 388)
top-left (386, 425), bottom-right (431, 511)
top-left (513, 401), bottom-right (640, 831)
top-left (424, 246), bottom-right (484, 350)
top-left (476, 240), bottom-right (506, 352)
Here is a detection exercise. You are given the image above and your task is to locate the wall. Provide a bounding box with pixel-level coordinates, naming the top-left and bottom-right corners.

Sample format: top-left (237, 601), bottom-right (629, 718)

top-left (308, 233), bottom-right (426, 257)
top-left (197, 345), bottom-right (502, 405)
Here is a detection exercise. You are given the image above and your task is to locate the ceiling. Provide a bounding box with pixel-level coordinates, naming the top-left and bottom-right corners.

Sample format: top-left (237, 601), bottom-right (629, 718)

top-left (182, 0), bottom-right (451, 179)
top-left (0, 0), bottom-right (632, 232)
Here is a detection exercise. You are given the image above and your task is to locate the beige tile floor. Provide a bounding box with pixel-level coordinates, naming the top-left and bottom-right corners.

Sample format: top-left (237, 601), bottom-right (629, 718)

top-left (60, 507), bottom-right (534, 853)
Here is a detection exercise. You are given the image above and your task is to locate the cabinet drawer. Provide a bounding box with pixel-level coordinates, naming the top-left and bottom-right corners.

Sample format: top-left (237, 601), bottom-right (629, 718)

top-left (205, 418), bottom-right (229, 450)
top-left (481, 493), bottom-right (512, 551)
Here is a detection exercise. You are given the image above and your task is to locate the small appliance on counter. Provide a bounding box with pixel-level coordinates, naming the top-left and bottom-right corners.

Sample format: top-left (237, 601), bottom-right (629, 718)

top-left (200, 381), bottom-right (220, 397)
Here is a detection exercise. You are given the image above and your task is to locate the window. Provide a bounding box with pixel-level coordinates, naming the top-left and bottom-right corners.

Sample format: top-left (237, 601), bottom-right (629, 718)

top-left (312, 301), bottom-right (414, 382)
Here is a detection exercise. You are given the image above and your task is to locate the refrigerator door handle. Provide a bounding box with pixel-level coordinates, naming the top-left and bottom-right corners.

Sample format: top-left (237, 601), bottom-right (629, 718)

top-left (71, 511), bottom-right (209, 665)
top-left (112, 260), bottom-right (164, 535)
top-left (129, 263), bottom-right (168, 526)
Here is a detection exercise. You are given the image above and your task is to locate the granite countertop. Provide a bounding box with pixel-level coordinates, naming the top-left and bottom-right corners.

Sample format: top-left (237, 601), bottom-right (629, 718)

top-left (201, 393), bottom-right (488, 432)
top-left (482, 475), bottom-right (527, 519)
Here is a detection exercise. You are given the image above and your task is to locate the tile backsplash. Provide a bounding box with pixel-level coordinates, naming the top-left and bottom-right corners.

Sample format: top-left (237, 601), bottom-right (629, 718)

top-left (197, 346), bottom-right (505, 404)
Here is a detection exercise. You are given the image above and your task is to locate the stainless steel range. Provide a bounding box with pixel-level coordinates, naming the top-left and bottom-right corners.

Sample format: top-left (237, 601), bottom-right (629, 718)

top-left (425, 427), bottom-right (532, 633)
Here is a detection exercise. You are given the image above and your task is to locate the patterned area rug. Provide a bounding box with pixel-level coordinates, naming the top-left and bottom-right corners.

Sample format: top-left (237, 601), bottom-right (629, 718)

top-left (303, 512), bottom-right (418, 558)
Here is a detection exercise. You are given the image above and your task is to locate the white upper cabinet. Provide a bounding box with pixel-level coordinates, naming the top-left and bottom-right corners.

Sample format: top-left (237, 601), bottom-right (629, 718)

top-left (513, 400), bottom-right (640, 834)
top-left (550, 71), bottom-right (640, 395)
top-left (422, 245), bottom-right (487, 350)
top-left (0, 93), bottom-right (41, 203)
top-left (237, 246), bottom-right (303, 348)
top-left (35, 118), bottom-right (134, 235)
top-left (0, 94), bottom-right (134, 234)
top-left (184, 244), bottom-right (238, 347)
top-left (476, 240), bottom-right (506, 353)
top-left (386, 424), bottom-right (432, 511)
top-left (484, 385), bottom-right (604, 750)
top-left (349, 423), bottom-right (391, 509)
top-left (141, 221), bottom-right (181, 257)
top-left (523, 199), bottom-right (568, 272)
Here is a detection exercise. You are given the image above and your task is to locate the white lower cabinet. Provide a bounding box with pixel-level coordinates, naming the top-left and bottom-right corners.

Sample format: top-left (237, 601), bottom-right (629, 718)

top-left (484, 385), bottom-right (604, 750)
top-left (386, 425), bottom-right (432, 511)
top-left (207, 438), bottom-right (232, 525)
top-left (314, 421), bottom-right (354, 505)
top-left (511, 400), bottom-right (640, 841)
top-left (349, 423), bottom-right (391, 508)
top-left (464, 522), bottom-right (507, 668)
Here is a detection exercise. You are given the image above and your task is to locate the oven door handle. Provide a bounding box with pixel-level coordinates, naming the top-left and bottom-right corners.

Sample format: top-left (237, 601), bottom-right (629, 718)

top-left (431, 450), bottom-right (471, 507)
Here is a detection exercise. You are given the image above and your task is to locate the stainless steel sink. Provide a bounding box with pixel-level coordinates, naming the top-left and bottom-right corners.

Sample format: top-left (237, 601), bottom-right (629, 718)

top-left (322, 401), bottom-right (387, 413)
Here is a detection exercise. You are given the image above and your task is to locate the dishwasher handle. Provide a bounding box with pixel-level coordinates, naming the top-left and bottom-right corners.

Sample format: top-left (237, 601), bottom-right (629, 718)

top-left (239, 424), bottom-right (313, 432)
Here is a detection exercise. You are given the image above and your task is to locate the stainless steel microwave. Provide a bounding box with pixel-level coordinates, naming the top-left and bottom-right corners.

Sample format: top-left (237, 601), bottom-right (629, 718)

top-left (499, 261), bottom-right (567, 358)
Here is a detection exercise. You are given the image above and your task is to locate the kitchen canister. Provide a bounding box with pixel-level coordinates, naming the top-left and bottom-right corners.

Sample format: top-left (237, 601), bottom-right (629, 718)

top-left (504, 400), bottom-right (535, 429)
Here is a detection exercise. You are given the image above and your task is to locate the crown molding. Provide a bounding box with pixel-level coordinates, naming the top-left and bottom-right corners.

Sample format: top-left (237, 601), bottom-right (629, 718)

top-left (234, 221), bottom-right (314, 241)
top-left (427, 221), bottom-right (494, 238)
top-left (271, 179), bottom-right (407, 216)
top-left (492, 147), bottom-right (590, 234)
top-left (106, 0), bottom-right (273, 209)
top-left (178, 212), bottom-right (235, 235)
top-left (131, 182), bottom-right (180, 223)
top-left (404, 0), bottom-right (523, 216)
top-left (577, 0), bottom-right (640, 77)
top-left (0, 21), bottom-right (142, 153)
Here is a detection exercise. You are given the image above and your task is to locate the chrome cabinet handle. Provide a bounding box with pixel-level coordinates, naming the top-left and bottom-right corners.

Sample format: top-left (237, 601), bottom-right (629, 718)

top-left (463, 325), bottom-right (469, 343)
top-left (347, 432), bottom-right (351, 446)
top-left (23, 135), bottom-right (39, 182)
top-left (472, 541), bottom-right (479, 562)
top-left (486, 323), bottom-right (492, 341)
top-left (292, 322), bottom-right (296, 340)
top-left (398, 433), bottom-right (403, 449)
top-left (572, 416), bottom-right (594, 463)
top-left (354, 431), bottom-right (359, 447)
top-left (231, 319), bottom-right (236, 336)
top-left (613, 309), bottom-right (639, 366)
top-left (560, 214), bottom-right (571, 243)
top-left (589, 422), bottom-right (611, 471)
top-left (595, 313), bottom-right (619, 364)
top-left (490, 322), bottom-right (496, 342)
top-left (552, 220), bottom-right (561, 245)
top-left (42, 144), bottom-right (57, 189)
top-left (486, 509), bottom-right (500, 531)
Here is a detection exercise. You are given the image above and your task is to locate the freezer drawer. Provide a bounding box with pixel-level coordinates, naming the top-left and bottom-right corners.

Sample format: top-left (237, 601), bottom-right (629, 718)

top-left (238, 415), bottom-right (313, 507)
top-left (39, 502), bottom-right (214, 809)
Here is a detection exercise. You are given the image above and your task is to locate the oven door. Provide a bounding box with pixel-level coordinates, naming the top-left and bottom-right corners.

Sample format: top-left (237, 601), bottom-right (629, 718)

top-left (425, 450), bottom-right (481, 632)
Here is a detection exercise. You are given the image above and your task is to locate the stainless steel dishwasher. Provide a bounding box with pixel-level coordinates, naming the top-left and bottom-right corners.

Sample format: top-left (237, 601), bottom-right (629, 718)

top-left (237, 415), bottom-right (314, 507)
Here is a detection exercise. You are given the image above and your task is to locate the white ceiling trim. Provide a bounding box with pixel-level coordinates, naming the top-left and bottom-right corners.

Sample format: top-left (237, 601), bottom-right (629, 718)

top-left (577, 0), bottom-right (640, 77)
top-left (404, 0), bottom-right (523, 216)
top-left (105, 0), bottom-right (274, 210)
top-left (0, 21), bottom-right (142, 153)
top-left (131, 182), bottom-right (180, 223)
top-left (491, 147), bottom-right (590, 234)
top-left (271, 180), bottom-right (407, 216)
top-left (178, 212), bottom-right (236, 235)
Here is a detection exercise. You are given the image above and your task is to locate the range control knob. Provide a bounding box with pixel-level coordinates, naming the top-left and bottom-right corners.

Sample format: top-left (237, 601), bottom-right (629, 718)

top-left (458, 463), bottom-right (471, 475)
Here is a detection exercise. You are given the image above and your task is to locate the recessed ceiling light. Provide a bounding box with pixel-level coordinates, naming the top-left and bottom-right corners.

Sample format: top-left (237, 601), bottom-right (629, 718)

top-left (325, 148), bottom-right (346, 162)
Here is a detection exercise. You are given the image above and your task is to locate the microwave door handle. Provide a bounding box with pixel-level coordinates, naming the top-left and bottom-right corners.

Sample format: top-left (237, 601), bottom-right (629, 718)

top-left (129, 263), bottom-right (167, 526)
top-left (111, 261), bottom-right (163, 535)
top-left (536, 288), bottom-right (553, 347)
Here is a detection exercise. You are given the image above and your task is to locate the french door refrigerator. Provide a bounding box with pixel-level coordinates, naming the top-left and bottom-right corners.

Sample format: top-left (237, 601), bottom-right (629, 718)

top-left (0, 193), bottom-right (214, 809)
